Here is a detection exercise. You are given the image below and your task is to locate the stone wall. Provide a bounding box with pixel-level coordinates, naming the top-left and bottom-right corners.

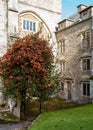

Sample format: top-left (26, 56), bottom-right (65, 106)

top-left (0, 0), bottom-right (8, 57)
top-left (19, 0), bottom-right (62, 14)
top-left (56, 18), bottom-right (92, 102)
top-left (0, 0), bottom-right (8, 103)
top-left (7, 0), bottom-right (62, 56)
top-left (18, 12), bottom-right (50, 40)
top-left (0, 0), bottom-right (62, 107)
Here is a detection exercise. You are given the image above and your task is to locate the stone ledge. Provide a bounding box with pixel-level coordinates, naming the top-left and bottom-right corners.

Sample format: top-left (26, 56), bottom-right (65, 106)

top-left (8, 8), bottom-right (18, 13)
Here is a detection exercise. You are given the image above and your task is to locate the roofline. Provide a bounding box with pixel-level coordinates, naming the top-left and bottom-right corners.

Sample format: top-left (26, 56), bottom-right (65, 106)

top-left (58, 18), bottom-right (74, 24)
top-left (79, 5), bottom-right (93, 13)
top-left (55, 17), bottom-right (91, 33)
top-left (77, 4), bottom-right (88, 8)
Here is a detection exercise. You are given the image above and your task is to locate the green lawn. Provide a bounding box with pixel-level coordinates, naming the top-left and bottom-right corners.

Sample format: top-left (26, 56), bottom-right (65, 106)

top-left (28, 104), bottom-right (93, 130)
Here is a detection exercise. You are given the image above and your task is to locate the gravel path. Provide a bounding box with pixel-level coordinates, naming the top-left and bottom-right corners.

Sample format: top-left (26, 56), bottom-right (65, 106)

top-left (0, 120), bottom-right (31, 130)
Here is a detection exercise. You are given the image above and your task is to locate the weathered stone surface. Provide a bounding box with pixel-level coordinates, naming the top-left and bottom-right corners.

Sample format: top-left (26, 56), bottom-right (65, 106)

top-left (0, 0), bottom-right (7, 57)
top-left (19, 0), bottom-right (62, 14)
top-left (0, 0), bottom-right (62, 109)
top-left (56, 5), bottom-right (93, 103)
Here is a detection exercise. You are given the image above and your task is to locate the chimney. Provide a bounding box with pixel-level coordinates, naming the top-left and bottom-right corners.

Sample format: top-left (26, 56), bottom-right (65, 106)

top-left (77, 4), bottom-right (87, 12)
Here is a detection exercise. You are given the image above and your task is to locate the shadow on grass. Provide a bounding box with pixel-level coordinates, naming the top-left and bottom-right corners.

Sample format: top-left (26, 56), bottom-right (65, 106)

top-left (26, 98), bottom-right (79, 117)
top-left (0, 98), bottom-right (81, 124)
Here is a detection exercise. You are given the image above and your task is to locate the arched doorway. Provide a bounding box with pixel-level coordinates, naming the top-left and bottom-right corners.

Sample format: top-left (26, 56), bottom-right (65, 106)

top-left (67, 81), bottom-right (72, 100)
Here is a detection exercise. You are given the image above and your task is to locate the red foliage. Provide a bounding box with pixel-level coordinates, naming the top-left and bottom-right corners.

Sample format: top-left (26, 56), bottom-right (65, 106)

top-left (0, 34), bottom-right (54, 98)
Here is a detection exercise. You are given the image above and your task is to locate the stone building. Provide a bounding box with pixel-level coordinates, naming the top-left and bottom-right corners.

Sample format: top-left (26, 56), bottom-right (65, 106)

top-left (0, 0), bottom-right (62, 103)
top-left (56, 4), bottom-right (93, 103)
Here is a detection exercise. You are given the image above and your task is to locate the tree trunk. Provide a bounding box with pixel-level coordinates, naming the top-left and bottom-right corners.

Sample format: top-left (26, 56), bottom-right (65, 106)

top-left (20, 99), bottom-right (26, 119)
top-left (20, 89), bottom-right (27, 119)
top-left (39, 101), bottom-right (42, 114)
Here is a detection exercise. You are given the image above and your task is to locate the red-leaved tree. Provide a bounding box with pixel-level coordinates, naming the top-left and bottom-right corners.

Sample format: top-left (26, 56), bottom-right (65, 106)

top-left (0, 34), bottom-right (56, 118)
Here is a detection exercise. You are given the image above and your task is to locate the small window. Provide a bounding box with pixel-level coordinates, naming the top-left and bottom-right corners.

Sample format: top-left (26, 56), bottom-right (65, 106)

top-left (27, 21), bottom-right (29, 30)
top-left (86, 32), bottom-right (90, 48)
top-left (82, 59), bottom-right (90, 70)
top-left (33, 22), bottom-right (36, 32)
top-left (30, 21), bottom-right (32, 31)
top-left (61, 82), bottom-right (64, 91)
top-left (23, 20), bottom-right (26, 29)
top-left (82, 32), bottom-right (86, 40)
top-left (60, 40), bottom-right (65, 53)
top-left (86, 32), bottom-right (90, 38)
top-left (82, 82), bottom-right (90, 96)
top-left (23, 19), bottom-right (37, 32)
top-left (83, 11), bottom-right (87, 16)
top-left (81, 31), bottom-right (90, 48)
top-left (60, 62), bottom-right (65, 73)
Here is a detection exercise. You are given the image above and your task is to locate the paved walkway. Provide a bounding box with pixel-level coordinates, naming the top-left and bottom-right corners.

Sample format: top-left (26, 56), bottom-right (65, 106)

top-left (0, 109), bottom-right (36, 130)
top-left (0, 120), bottom-right (31, 130)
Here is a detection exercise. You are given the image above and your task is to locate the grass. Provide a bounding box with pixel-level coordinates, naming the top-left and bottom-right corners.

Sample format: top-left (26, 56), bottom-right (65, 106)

top-left (0, 98), bottom-right (79, 124)
top-left (28, 103), bottom-right (93, 130)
